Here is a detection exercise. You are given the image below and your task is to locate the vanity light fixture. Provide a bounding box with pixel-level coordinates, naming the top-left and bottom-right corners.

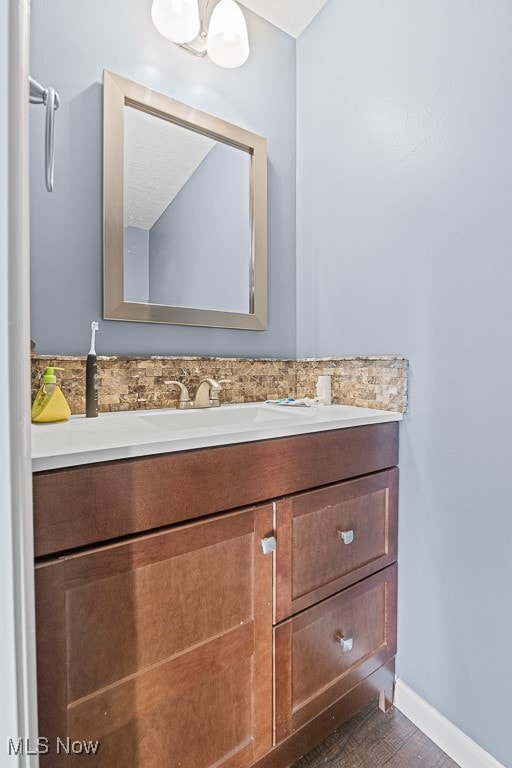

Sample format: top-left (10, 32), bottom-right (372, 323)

top-left (151, 0), bottom-right (250, 69)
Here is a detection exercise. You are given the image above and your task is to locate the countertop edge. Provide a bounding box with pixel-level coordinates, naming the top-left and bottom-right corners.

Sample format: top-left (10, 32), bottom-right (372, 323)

top-left (32, 409), bottom-right (403, 472)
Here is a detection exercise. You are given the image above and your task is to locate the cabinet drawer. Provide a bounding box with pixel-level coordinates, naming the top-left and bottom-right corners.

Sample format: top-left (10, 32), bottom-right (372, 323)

top-left (33, 422), bottom-right (398, 557)
top-left (275, 469), bottom-right (398, 621)
top-left (274, 564), bottom-right (397, 744)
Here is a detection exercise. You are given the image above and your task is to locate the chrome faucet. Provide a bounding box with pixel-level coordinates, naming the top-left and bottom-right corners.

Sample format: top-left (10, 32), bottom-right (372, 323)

top-left (166, 378), bottom-right (230, 409)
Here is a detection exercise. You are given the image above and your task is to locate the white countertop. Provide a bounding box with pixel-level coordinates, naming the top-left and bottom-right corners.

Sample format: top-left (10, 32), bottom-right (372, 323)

top-left (31, 402), bottom-right (403, 472)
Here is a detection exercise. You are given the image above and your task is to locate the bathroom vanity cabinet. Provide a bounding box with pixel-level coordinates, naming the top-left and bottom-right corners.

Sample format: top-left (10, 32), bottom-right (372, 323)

top-left (33, 422), bottom-right (398, 768)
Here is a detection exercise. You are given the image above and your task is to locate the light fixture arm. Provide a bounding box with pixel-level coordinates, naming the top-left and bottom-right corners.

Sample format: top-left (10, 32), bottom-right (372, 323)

top-left (176, 0), bottom-right (217, 58)
top-left (177, 41), bottom-right (207, 57)
top-left (201, 0), bottom-right (217, 35)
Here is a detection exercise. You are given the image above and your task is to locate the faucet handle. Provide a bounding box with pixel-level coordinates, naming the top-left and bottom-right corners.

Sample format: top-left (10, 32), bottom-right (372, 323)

top-left (210, 379), bottom-right (231, 407)
top-left (165, 380), bottom-right (191, 410)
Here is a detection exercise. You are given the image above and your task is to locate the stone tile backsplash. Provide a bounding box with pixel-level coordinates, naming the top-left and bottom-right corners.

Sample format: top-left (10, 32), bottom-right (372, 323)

top-left (31, 355), bottom-right (408, 415)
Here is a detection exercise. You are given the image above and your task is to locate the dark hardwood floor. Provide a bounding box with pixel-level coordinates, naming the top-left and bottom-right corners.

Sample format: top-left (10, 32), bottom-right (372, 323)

top-left (292, 699), bottom-right (459, 768)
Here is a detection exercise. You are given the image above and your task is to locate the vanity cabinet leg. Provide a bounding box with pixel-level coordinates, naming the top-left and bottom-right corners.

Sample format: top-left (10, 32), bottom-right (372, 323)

top-left (379, 678), bottom-right (395, 712)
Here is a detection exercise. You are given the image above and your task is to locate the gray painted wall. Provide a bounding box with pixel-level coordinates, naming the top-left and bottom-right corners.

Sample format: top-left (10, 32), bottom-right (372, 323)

top-left (124, 226), bottom-right (149, 302)
top-left (149, 141), bottom-right (250, 312)
top-left (30, 0), bottom-right (296, 357)
top-left (297, 1), bottom-right (512, 764)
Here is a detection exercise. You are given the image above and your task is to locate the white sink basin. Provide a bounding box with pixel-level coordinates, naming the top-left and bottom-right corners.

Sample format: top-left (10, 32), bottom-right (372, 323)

top-left (136, 403), bottom-right (316, 432)
top-left (32, 402), bottom-right (402, 471)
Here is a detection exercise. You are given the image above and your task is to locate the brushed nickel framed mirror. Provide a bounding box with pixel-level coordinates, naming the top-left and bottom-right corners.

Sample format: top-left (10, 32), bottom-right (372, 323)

top-left (103, 70), bottom-right (267, 329)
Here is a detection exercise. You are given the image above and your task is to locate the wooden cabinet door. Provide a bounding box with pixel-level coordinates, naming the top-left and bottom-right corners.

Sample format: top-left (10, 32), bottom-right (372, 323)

top-left (36, 505), bottom-right (274, 768)
top-left (274, 564), bottom-right (397, 744)
top-left (274, 469), bottom-right (398, 622)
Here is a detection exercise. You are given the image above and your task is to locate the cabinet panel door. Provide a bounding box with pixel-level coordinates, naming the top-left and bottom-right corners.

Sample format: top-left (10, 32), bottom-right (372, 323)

top-left (275, 469), bottom-right (398, 622)
top-left (36, 506), bottom-right (274, 768)
top-left (274, 565), bottom-right (397, 744)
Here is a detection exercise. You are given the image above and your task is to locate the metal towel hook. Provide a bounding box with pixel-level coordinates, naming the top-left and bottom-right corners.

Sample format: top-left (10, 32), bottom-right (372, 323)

top-left (29, 76), bottom-right (60, 192)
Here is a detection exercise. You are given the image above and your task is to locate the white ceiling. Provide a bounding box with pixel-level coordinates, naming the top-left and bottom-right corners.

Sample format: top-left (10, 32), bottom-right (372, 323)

top-left (239, 0), bottom-right (328, 38)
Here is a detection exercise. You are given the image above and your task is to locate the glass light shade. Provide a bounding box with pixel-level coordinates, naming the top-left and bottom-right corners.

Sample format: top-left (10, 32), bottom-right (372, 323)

top-left (151, 0), bottom-right (200, 44)
top-left (207, 0), bottom-right (250, 69)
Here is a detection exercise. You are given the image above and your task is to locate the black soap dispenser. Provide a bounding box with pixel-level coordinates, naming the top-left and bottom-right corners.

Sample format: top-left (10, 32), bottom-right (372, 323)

top-left (86, 321), bottom-right (99, 417)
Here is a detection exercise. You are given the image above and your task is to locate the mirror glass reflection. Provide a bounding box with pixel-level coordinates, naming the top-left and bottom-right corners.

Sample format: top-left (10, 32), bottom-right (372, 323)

top-left (123, 105), bottom-right (252, 314)
top-left (103, 70), bottom-right (267, 329)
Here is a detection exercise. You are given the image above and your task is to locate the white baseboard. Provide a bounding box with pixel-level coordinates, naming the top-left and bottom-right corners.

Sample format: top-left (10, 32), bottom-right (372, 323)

top-left (394, 679), bottom-right (505, 768)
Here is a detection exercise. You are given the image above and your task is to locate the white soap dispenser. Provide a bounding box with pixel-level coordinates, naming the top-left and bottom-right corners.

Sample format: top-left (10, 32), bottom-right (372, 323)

top-left (315, 375), bottom-right (332, 405)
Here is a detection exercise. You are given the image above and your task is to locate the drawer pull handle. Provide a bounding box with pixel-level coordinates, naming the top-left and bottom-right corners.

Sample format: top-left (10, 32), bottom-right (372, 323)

top-left (339, 529), bottom-right (354, 545)
top-left (337, 635), bottom-right (354, 653)
top-left (261, 536), bottom-right (276, 555)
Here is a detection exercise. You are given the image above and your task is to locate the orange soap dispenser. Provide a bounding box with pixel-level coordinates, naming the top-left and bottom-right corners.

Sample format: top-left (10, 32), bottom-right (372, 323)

top-left (31, 367), bottom-right (72, 423)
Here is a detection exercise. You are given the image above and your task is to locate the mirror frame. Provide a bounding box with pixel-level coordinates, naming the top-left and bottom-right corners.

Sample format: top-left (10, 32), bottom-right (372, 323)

top-left (103, 70), bottom-right (267, 330)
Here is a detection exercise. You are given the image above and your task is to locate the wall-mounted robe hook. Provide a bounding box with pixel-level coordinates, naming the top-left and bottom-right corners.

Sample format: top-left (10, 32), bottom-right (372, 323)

top-left (29, 76), bottom-right (60, 192)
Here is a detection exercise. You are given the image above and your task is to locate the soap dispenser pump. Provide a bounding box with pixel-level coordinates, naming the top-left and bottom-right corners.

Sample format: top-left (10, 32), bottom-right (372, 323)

top-left (31, 367), bottom-right (72, 423)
